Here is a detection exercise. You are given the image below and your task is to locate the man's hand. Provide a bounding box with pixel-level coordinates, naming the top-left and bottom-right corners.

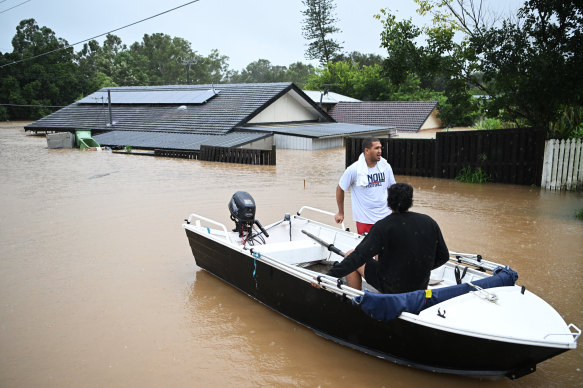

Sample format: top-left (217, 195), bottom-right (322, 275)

top-left (311, 277), bottom-right (322, 289)
top-left (334, 212), bottom-right (344, 224)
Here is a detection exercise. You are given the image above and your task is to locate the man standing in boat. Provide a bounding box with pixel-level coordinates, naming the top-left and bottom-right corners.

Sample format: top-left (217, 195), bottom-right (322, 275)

top-left (334, 137), bottom-right (396, 235)
top-left (328, 183), bottom-right (449, 293)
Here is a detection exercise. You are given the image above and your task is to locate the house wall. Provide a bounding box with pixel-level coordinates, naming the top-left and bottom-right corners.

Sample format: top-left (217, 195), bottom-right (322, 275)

top-left (274, 134), bottom-right (312, 150)
top-left (312, 137), bottom-right (343, 150)
top-left (274, 134), bottom-right (343, 150)
top-left (248, 91), bottom-right (319, 124)
top-left (421, 109), bottom-right (442, 130)
top-left (240, 136), bottom-right (274, 150)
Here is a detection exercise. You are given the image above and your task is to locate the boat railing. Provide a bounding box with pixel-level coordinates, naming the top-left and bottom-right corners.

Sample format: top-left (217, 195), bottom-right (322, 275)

top-left (297, 206), bottom-right (345, 231)
top-left (449, 251), bottom-right (503, 272)
top-left (544, 323), bottom-right (581, 342)
top-left (184, 213), bottom-right (231, 244)
top-left (248, 247), bottom-right (364, 299)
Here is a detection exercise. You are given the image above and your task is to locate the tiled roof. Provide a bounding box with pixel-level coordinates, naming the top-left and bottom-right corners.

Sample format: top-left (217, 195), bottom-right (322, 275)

top-left (328, 101), bottom-right (438, 132)
top-left (93, 131), bottom-right (270, 151)
top-left (26, 83), bottom-right (330, 136)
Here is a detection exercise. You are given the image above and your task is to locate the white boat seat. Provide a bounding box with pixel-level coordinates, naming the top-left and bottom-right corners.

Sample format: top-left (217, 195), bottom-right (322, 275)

top-left (256, 239), bottom-right (325, 265)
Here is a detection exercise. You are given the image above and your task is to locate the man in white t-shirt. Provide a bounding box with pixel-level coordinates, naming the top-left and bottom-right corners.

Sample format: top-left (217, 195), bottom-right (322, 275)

top-left (335, 137), bottom-right (396, 234)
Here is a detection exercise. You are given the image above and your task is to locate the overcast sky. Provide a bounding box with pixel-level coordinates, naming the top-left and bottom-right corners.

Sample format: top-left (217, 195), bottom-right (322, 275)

top-left (1, 0), bottom-right (523, 71)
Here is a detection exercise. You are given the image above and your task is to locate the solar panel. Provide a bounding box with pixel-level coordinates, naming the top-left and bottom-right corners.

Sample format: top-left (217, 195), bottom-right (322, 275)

top-left (77, 89), bottom-right (219, 105)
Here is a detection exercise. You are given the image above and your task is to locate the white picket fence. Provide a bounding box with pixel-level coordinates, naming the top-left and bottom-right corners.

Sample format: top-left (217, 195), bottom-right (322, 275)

top-left (541, 138), bottom-right (583, 191)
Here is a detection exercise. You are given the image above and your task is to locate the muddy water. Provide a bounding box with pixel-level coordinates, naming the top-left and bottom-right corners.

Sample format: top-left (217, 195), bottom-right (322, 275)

top-left (0, 123), bottom-right (582, 387)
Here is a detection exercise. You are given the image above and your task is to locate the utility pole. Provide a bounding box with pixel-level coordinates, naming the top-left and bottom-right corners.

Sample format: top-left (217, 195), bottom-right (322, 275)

top-left (107, 89), bottom-right (113, 126)
top-left (182, 58), bottom-right (197, 84)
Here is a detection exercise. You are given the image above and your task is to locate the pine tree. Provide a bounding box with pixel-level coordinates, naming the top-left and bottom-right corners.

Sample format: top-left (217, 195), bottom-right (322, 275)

top-left (301, 0), bottom-right (343, 66)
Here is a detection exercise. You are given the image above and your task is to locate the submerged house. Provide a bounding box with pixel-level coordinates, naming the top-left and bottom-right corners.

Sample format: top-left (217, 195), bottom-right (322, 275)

top-left (26, 83), bottom-right (394, 156)
top-left (329, 101), bottom-right (442, 135)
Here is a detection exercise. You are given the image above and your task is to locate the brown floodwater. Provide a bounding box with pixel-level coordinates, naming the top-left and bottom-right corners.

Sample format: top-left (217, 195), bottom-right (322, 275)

top-left (1, 122), bottom-right (582, 387)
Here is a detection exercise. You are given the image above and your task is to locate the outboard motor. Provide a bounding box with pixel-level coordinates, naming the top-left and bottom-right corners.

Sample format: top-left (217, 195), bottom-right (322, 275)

top-left (228, 191), bottom-right (269, 240)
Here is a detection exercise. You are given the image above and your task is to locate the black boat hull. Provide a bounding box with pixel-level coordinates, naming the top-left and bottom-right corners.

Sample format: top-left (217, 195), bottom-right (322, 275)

top-left (185, 228), bottom-right (567, 379)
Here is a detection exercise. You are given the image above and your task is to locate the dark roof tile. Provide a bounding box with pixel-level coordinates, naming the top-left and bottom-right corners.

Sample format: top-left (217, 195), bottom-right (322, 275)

top-left (25, 83), bottom-right (316, 136)
top-left (329, 101), bottom-right (438, 132)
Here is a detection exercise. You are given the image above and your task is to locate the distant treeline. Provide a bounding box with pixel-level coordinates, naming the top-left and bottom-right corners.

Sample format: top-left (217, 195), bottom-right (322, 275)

top-left (2, 0), bottom-right (582, 141)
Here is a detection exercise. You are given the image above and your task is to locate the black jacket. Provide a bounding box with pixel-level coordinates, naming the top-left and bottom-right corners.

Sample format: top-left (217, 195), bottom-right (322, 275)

top-left (327, 211), bottom-right (449, 293)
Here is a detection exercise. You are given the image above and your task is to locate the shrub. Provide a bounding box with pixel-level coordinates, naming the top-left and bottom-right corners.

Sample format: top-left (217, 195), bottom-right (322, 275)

top-left (456, 166), bottom-right (491, 184)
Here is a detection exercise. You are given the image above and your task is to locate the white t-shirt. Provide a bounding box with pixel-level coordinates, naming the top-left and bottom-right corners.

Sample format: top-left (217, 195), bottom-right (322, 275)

top-left (339, 161), bottom-right (396, 224)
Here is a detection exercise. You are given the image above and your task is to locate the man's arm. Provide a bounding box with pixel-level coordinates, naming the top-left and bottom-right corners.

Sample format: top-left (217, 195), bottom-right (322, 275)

top-left (432, 223), bottom-right (450, 269)
top-left (327, 224), bottom-right (384, 278)
top-left (334, 184), bottom-right (345, 224)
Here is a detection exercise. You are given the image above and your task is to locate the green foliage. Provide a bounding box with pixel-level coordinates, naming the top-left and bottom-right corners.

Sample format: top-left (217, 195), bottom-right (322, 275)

top-left (576, 208), bottom-right (583, 221)
top-left (455, 166), bottom-right (491, 184)
top-left (0, 19), bottom-right (80, 120)
top-left (0, 106), bottom-right (8, 121)
top-left (472, 117), bottom-right (520, 130)
top-left (301, 0), bottom-right (343, 65)
top-left (548, 106), bottom-right (583, 140)
top-left (476, 1), bottom-right (583, 131)
top-left (124, 145), bottom-right (132, 153)
top-left (305, 60), bottom-right (446, 103)
top-left (375, 8), bottom-right (477, 127)
top-left (377, 1), bottom-right (583, 133)
top-left (332, 51), bottom-right (384, 68)
top-left (228, 59), bottom-right (316, 88)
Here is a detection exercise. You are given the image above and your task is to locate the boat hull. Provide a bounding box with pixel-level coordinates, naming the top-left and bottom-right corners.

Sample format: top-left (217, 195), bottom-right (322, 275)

top-left (185, 228), bottom-right (567, 379)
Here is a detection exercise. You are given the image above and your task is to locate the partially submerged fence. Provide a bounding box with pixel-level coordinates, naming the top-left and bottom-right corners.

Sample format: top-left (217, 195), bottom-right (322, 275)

top-left (346, 128), bottom-right (546, 186)
top-left (199, 145), bottom-right (276, 165)
top-left (541, 138), bottom-right (583, 191)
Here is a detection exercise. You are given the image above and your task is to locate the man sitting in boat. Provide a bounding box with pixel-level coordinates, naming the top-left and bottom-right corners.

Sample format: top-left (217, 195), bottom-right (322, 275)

top-left (327, 183), bottom-right (449, 293)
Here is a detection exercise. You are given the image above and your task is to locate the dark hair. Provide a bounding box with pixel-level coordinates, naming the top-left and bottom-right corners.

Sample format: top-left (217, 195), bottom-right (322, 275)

top-left (388, 183), bottom-right (413, 212)
top-left (362, 137), bottom-right (380, 152)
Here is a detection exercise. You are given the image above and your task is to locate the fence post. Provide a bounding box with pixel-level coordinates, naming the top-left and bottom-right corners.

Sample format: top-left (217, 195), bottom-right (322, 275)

top-left (541, 140), bottom-right (553, 189)
top-left (550, 139), bottom-right (559, 190)
top-left (576, 139), bottom-right (583, 190)
top-left (566, 139), bottom-right (575, 190)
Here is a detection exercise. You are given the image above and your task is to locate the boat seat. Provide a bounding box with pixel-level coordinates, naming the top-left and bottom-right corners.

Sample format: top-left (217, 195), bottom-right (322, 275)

top-left (256, 239), bottom-right (325, 265)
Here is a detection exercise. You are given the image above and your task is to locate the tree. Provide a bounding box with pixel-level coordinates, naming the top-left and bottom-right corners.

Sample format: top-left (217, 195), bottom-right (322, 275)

top-left (129, 33), bottom-right (195, 85)
top-left (301, 0), bottom-right (343, 65)
top-left (475, 0), bottom-right (583, 134)
top-left (379, 0), bottom-right (583, 132)
top-left (228, 60), bottom-right (315, 87)
top-left (229, 59), bottom-right (286, 83)
top-left (1, 19), bottom-right (79, 119)
top-left (282, 62), bottom-right (316, 88)
top-left (332, 51), bottom-right (385, 68)
top-left (376, 8), bottom-right (478, 126)
top-left (304, 60), bottom-right (444, 102)
top-left (185, 49), bottom-right (232, 84)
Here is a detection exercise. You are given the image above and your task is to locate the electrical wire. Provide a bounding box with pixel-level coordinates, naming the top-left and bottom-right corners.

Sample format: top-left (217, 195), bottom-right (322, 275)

top-left (0, 0), bottom-right (200, 69)
top-left (0, 103), bottom-right (65, 108)
top-left (0, 0), bottom-right (31, 15)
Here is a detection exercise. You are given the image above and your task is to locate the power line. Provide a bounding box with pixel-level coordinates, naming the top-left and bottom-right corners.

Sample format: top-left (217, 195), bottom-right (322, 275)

top-left (0, 0), bottom-right (30, 15)
top-left (0, 0), bottom-right (200, 69)
top-left (0, 103), bottom-right (66, 108)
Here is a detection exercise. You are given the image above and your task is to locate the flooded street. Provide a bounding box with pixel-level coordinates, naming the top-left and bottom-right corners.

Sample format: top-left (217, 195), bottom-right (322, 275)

top-left (1, 122), bottom-right (582, 387)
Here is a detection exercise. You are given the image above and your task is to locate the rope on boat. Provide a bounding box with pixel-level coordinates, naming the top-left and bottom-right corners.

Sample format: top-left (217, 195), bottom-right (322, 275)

top-left (467, 282), bottom-right (498, 303)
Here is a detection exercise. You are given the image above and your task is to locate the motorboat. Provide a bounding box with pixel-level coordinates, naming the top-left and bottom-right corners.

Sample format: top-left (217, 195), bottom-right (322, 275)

top-left (183, 191), bottom-right (579, 379)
